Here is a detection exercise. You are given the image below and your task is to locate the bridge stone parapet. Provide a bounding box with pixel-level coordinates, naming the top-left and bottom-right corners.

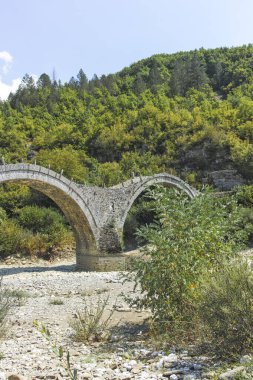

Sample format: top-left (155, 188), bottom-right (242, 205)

top-left (0, 165), bottom-right (197, 271)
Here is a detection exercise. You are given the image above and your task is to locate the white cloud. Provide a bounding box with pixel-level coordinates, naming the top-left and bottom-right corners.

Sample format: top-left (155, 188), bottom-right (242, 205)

top-left (0, 78), bottom-right (22, 101)
top-left (0, 51), bottom-right (13, 74)
top-left (0, 51), bottom-right (21, 100)
top-left (0, 51), bottom-right (38, 101)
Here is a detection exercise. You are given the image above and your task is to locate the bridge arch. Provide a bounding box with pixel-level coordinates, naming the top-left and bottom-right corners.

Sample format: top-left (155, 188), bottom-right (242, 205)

top-left (0, 164), bottom-right (98, 261)
top-left (119, 173), bottom-right (198, 231)
top-left (0, 167), bottom-right (198, 270)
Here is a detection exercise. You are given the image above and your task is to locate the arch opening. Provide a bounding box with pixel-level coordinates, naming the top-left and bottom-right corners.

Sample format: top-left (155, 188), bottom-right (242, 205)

top-left (0, 182), bottom-right (76, 261)
top-left (123, 188), bottom-right (156, 251)
top-left (121, 174), bottom-right (197, 251)
top-left (0, 165), bottom-right (98, 265)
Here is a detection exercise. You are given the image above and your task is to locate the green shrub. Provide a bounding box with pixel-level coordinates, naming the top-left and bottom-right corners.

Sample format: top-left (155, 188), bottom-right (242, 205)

top-left (0, 205), bottom-right (73, 260)
top-left (234, 186), bottom-right (253, 244)
top-left (36, 146), bottom-right (89, 184)
top-left (236, 185), bottom-right (253, 207)
top-left (198, 260), bottom-right (253, 357)
top-left (237, 208), bottom-right (253, 243)
top-left (17, 205), bottom-right (67, 235)
top-left (17, 206), bottom-right (73, 259)
top-left (0, 208), bottom-right (7, 223)
top-left (0, 184), bottom-right (31, 216)
top-left (19, 231), bottom-right (48, 258)
top-left (130, 187), bottom-right (245, 330)
top-left (0, 219), bottom-right (24, 259)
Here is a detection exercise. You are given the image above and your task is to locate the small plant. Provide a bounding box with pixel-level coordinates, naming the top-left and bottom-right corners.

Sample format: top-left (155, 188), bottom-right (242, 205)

top-left (33, 320), bottom-right (78, 380)
top-left (95, 288), bottom-right (109, 295)
top-left (0, 296), bottom-right (9, 339)
top-left (80, 290), bottom-right (93, 297)
top-left (70, 295), bottom-right (114, 342)
top-left (0, 279), bottom-right (27, 338)
top-left (49, 298), bottom-right (64, 305)
top-left (198, 259), bottom-right (253, 357)
top-left (80, 288), bottom-right (109, 297)
top-left (3, 289), bottom-right (29, 306)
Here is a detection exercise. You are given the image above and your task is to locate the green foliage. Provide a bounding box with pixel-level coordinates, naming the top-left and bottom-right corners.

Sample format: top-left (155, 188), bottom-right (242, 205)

top-left (233, 186), bottom-right (253, 243)
top-left (0, 219), bottom-right (24, 258)
top-left (0, 207), bottom-right (7, 223)
top-left (0, 184), bottom-right (31, 216)
top-left (130, 187), bottom-right (245, 327)
top-left (0, 206), bottom-right (73, 260)
top-left (0, 44), bottom-right (252, 187)
top-left (16, 206), bottom-right (73, 259)
top-left (236, 185), bottom-right (253, 207)
top-left (17, 205), bottom-right (67, 235)
top-left (198, 259), bottom-right (253, 357)
top-left (36, 146), bottom-right (89, 183)
top-left (123, 193), bottom-right (156, 250)
top-left (170, 54), bottom-right (209, 96)
top-left (236, 208), bottom-right (253, 243)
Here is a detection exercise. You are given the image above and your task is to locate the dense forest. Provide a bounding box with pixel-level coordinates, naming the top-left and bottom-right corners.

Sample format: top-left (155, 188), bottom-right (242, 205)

top-left (0, 44), bottom-right (253, 258)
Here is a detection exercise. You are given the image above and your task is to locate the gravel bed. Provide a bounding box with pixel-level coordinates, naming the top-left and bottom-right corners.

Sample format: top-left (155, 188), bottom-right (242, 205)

top-left (0, 260), bottom-right (250, 380)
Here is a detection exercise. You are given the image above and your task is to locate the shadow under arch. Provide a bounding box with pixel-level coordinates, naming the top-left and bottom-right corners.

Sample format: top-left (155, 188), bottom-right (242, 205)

top-left (0, 164), bottom-right (98, 264)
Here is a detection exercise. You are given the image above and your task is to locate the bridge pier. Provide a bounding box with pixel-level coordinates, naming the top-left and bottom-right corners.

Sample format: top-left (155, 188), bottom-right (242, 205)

top-left (75, 224), bottom-right (126, 271)
top-left (76, 254), bottom-right (126, 271)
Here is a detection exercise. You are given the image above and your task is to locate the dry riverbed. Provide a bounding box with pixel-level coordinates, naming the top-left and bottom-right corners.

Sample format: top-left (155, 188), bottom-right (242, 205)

top-left (0, 256), bottom-right (252, 380)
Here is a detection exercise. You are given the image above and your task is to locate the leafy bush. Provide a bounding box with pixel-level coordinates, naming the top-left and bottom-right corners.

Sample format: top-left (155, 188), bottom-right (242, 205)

top-left (36, 146), bottom-right (89, 184)
top-left (236, 185), bottom-right (253, 207)
top-left (19, 231), bottom-right (48, 258)
top-left (0, 206), bottom-right (73, 260)
top-left (198, 259), bottom-right (253, 357)
top-left (0, 207), bottom-right (7, 223)
top-left (236, 208), bottom-right (253, 243)
top-left (17, 205), bottom-right (73, 259)
top-left (234, 186), bottom-right (253, 244)
top-left (131, 187), bottom-right (245, 329)
top-left (0, 184), bottom-right (31, 216)
top-left (17, 205), bottom-right (67, 235)
top-left (0, 219), bottom-right (24, 259)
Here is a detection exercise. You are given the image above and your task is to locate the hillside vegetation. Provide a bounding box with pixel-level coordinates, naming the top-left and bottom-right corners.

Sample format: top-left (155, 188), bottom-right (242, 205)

top-left (0, 44), bottom-right (253, 185)
top-left (0, 44), bottom-right (253, 258)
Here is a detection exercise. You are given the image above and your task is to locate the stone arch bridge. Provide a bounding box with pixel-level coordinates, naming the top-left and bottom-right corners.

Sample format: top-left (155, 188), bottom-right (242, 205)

top-left (0, 164), bottom-right (198, 271)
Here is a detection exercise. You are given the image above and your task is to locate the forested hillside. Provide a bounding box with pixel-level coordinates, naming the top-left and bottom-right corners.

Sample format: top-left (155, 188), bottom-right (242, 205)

top-left (1, 44), bottom-right (253, 186)
top-left (0, 45), bottom-right (253, 258)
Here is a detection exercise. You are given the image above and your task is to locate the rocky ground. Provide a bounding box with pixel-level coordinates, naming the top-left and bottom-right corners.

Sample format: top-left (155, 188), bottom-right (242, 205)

top-left (0, 255), bottom-right (252, 380)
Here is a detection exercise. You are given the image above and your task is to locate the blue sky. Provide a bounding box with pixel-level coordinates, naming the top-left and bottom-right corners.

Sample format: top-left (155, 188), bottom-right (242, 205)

top-left (0, 0), bottom-right (253, 99)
